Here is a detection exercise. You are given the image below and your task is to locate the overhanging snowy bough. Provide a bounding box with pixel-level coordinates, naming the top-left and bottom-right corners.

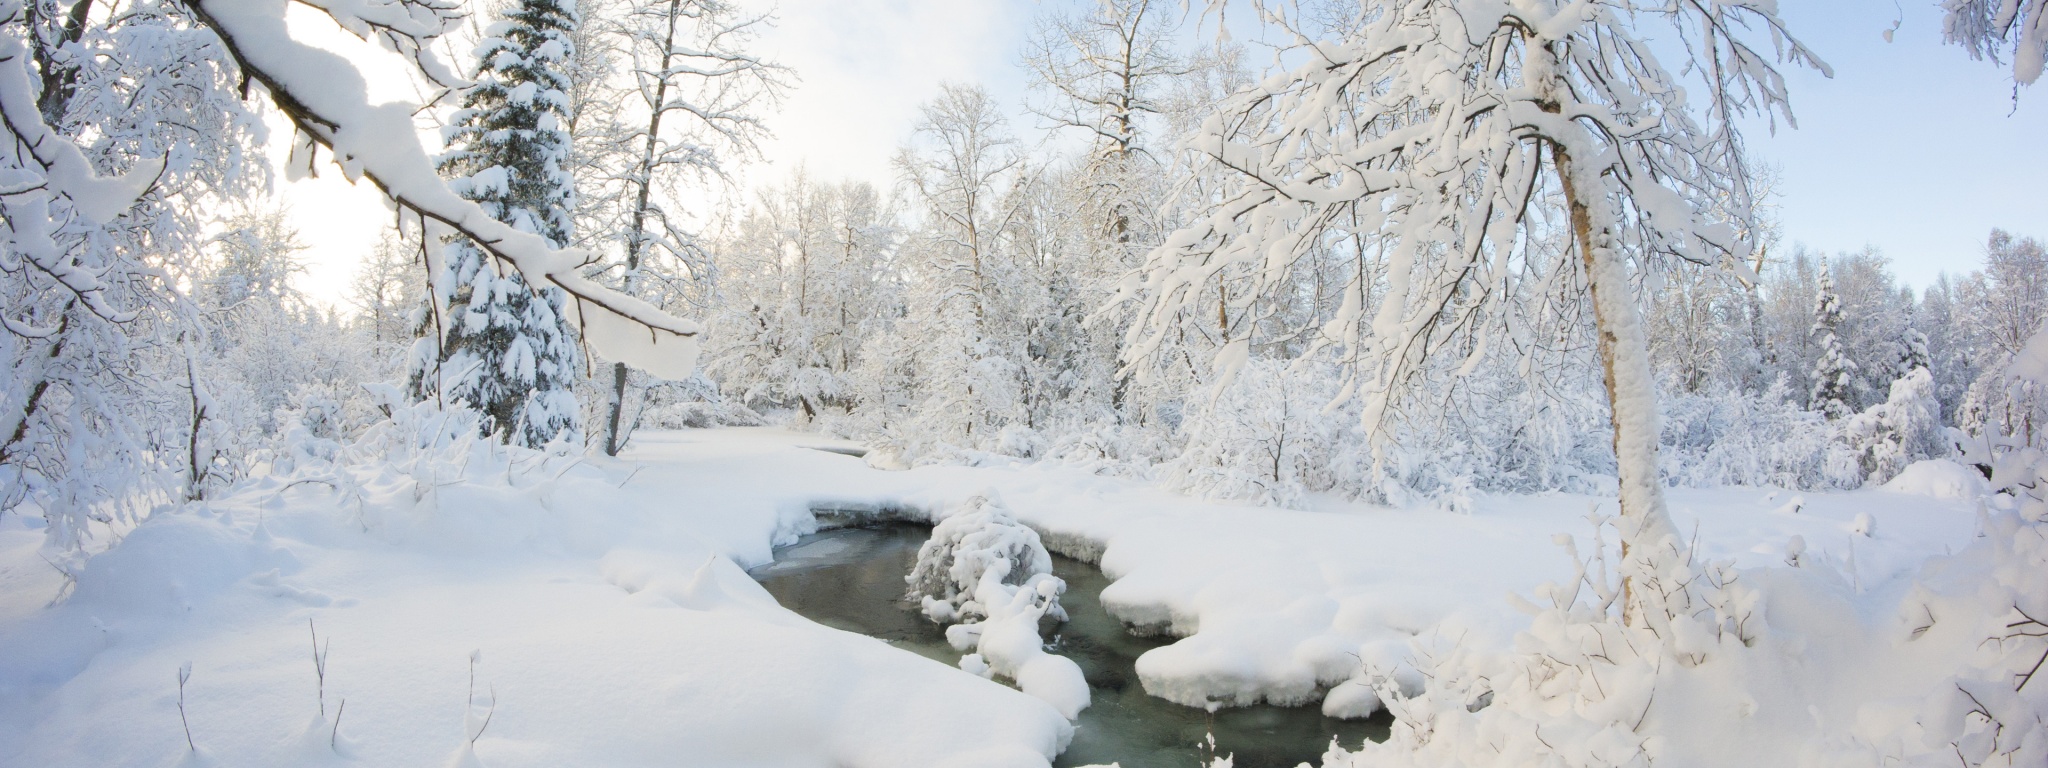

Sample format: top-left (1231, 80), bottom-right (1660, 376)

top-left (187, 0), bottom-right (702, 380)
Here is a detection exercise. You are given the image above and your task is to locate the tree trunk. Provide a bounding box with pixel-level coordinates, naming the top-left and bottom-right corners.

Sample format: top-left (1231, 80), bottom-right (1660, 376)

top-left (1554, 143), bottom-right (1677, 626)
top-left (602, 0), bottom-right (683, 457)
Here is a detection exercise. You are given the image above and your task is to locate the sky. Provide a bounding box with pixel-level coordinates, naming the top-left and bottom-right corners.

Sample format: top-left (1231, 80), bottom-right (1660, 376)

top-left (280, 0), bottom-right (2045, 312)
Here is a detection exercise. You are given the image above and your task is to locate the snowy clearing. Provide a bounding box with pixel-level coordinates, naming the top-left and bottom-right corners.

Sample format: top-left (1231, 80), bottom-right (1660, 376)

top-left (0, 428), bottom-right (1986, 767)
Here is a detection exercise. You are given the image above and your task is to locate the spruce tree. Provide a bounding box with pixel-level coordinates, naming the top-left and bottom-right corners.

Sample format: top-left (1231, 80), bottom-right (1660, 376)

top-left (410, 0), bottom-right (584, 447)
top-left (1809, 259), bottom-right (1858, 420)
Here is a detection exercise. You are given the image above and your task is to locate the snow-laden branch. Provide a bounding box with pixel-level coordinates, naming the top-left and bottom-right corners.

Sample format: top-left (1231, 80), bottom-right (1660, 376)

top-left (190, 0), bottom-right (701, 380)
top-left (0, 8), bottom-right (164, 322)
top-left (1944, 0), bottom-right (2048, 85)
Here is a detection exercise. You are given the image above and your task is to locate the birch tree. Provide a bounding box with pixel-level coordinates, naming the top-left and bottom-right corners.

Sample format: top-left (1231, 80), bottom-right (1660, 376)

top-left (1124, 0), bottom-right (1824, 622)
top-left (595, 0), bottom-right (786, 455)
top-left (891, 84), bottom-right (1033, 449)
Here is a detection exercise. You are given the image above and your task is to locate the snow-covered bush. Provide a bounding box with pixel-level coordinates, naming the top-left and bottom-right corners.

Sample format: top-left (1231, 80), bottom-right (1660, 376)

top-left (906, 493), bottom-right (1062, 624)
top-left (616, 372), bottom-right (765, 434)
top-left (1164, 358), bottom-right (1342, 509)
top-left (1845, 495), bottom-right (2048, 768)
top-left (1314, 514), bottom-right (1770, 768)
top-left (1042, 420), bottom-right (1171, 479)
top-left (1832, 367), bottom-right (1947, 485)
top-left (1659, 377), bottom-right (1839, 489)
top-left (906, 493), bottom-right (1086, 719)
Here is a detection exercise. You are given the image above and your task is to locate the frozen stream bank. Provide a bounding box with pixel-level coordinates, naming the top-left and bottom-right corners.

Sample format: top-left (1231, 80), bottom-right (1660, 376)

top-left (750, 525), bottom-right (1389, 768)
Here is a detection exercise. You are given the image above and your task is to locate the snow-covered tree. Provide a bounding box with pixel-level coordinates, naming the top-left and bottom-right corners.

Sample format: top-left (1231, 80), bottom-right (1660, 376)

top-left (1649, 266), bottom-right (1749, 395)
top-left (410, 0), bottom-right (587, 448)
top-left (185, 210), bottom-right (386, 495)
top-left (1809, 259), bottom-right (1858, 420)
top-left (709, 172), bottom-right (899, 422)
top-left (1021, 0), bottom-right (1205, 429)
top-left (350, 224), bottom-right (428, 352)
top-left (1980, 228), bottom-right (2048, 356)
top-left (1163, 357), bottom-right (1342, 509)
top-left (1, 0), bottom-right (258, 551)
top-left (593, 0), bottom-right (787, 455)
top-left (1834, 367), bottom-right (1946, 485)
top-left (194, 0), bottom-right (707, 385)
top-left (885, 84), bottom-right (1035, 451)
top-left (1127, 0), bottom-right (1823, 621)
top-left (1023, 0), bottom-right (1186, 259)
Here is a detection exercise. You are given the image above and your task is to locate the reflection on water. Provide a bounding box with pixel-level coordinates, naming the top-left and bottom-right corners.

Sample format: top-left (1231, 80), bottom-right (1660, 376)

top-left (749, 525), bottom-right (1389, 768)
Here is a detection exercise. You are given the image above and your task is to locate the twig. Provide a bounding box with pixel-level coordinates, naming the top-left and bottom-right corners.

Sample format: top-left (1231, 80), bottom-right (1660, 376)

top-left (471, 685), bottom-right (496, 746)
top-left (331, 698), bottom-right (345, 751)
top-left (177, 663), bottom-right (195, 752)
top-left (309, 618), bottom-right (328, 717)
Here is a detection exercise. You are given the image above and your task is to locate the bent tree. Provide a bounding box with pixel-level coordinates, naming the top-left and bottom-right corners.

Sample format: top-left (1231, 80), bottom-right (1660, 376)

top-left (1123, 0), bottom-right (1824, 623)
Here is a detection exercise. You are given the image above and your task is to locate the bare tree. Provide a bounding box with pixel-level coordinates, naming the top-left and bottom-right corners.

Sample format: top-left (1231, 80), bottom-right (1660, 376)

top-left (598, 0), bottom-right (789, 455)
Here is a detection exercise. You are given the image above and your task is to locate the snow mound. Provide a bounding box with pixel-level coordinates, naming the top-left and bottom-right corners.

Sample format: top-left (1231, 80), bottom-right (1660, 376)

top-left (948, 557), bottom-right (1090, 720)
top-left (909, 493), bottom-right (1088, 719)
top-left (1882, 459), bottom-right (1988, 499)
top-left (908, 493), bottom-right (1061, 624)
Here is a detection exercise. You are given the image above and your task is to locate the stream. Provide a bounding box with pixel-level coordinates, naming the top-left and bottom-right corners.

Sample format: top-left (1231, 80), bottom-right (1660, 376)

top-left (748, 524), bottom-right (1389, 768)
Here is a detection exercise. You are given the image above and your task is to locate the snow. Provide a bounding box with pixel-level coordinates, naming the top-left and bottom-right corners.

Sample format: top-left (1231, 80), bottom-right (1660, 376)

top-left (0, 429), bottom-right (1074, 767)
top-left (0, 427), bottom-right (1990, 766)
top-left (1883, 459), bottom-right (1990, 499)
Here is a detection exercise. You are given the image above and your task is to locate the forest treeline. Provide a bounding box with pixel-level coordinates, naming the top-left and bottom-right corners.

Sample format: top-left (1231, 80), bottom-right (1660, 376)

top-left (3, 0), bottom-right (2043, 557)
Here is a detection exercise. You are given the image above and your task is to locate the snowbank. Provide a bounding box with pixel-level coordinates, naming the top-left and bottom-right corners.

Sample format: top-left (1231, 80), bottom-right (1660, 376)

top-left (0, 428), bottom-right (1072, 767)
top-left (1882, 458), bottom-right (1990, 499)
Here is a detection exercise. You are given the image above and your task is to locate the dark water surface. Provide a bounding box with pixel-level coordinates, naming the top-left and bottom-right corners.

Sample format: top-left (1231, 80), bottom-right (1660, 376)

top-left (749, 525), bottom-right (1389, 768)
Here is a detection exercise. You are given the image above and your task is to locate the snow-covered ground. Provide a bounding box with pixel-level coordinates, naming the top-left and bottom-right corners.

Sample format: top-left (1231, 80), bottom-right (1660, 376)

top-left (0, 428), bottom-right (1988, 766)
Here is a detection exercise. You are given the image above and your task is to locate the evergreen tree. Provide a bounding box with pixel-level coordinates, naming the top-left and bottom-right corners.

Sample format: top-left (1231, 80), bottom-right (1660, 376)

top-left (1899, 325), bottom-right (1932, 376)
top-left (411, 0), bottom-right (585, 448)
top-left (1809, 260), bottom-right (1858, 420)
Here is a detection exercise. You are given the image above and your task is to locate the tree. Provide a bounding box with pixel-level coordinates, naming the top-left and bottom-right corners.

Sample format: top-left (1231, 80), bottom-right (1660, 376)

top-left (1809, 259), bottom-right (1858, 420)
top-left (889, 84), bottom-right (1034, 449)
top-left (192, 0), bottom-right (707, 382)
top-left (1981, 228), bottom-right (2048, 356)
top-left (596, 0), bottom-right (787, 455)
top-left (1022, 0), bottom-right (1199, 425)
top-left (351, 225), bottom-right (428, 351)
top-left (1, 0), bottom-right (257, 551)
top-left (1125, 0), bottom-right (1823, 622)
top-left (708, 172), bottom-right (899, 422)
top-left (410, 0), bottom-right (587, 448)
top-left (1022, 0), bottom-right (1188, 255)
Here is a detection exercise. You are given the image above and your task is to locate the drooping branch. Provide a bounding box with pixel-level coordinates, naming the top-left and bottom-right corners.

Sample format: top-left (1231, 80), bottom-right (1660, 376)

top-left (189, 0), bottom-right (702, 380)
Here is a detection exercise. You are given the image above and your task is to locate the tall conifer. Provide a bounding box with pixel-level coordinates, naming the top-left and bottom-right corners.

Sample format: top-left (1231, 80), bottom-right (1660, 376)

top-left (411, 0), bottom-right (585, 447)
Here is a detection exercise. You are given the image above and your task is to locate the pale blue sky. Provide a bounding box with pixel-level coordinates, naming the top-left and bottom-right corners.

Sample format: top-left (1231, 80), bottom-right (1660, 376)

top-left (1739, 1), bottom-right (2045, 290)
